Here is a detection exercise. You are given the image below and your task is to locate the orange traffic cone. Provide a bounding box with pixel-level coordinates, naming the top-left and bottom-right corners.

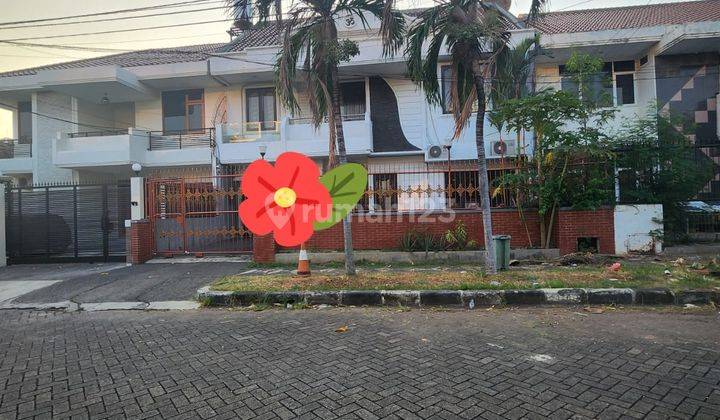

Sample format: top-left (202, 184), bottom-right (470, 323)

top-left (297, 242), bottom-right (311, 276)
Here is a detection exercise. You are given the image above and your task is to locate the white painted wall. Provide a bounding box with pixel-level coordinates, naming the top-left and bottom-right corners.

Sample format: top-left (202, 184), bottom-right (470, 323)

top-left (130, 177), bottom-right (144, 221)
top-left (76, 99), bottom-right (131, 130)
top-left (33, 92), bottom-right (76, 183)
top-left (614, 204), bottom-right (663, 255)
top-left (385, 78), bottom-right (425, 150)
top-left (54, 129), bottom-right (211, 169)
top-left (134, 99), bottom-right (162, 131)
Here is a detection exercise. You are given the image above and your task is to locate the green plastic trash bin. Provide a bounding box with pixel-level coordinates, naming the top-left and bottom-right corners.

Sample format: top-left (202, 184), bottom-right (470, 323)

top-left (493, 235), bottom-right (511, 270)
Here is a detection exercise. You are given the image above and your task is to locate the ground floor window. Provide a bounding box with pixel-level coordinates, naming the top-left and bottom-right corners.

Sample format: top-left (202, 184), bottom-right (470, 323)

top-left (372, 173), bottom-right (398, 212)
top-left (445, 169), bottom-right (513, 209)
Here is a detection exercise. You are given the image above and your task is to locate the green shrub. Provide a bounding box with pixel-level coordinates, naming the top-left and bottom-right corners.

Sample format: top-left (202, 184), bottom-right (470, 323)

top-left (445, 221), bottom-right (477, 250)
top-left (399, 229), bottom-right (445, 252)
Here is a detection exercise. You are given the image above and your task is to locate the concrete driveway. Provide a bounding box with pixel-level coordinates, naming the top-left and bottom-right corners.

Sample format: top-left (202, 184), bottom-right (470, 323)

top-left (0, 259), bottom-right (249, 306)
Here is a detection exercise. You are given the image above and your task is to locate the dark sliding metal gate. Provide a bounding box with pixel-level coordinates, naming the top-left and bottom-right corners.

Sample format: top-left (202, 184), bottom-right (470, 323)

top-left (5, 182), bottom-right (130, 263)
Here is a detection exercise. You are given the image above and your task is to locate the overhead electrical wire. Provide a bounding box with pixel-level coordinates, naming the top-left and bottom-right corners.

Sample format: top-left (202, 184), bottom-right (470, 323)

top-left (0, 3), bottom-right (231, 31)
top-left (0, 19), bottom-right (235, 42)
top-left (0, 101), bottom-right (124, 131)
top-left (0, 0), bottom-right (219, 26)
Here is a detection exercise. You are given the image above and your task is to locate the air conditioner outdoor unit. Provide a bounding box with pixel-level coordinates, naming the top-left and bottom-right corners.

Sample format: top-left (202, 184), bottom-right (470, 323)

top-left (425, 145), bottom-right (449, 162)
top-left (488, 139), bottom-right (518, 158)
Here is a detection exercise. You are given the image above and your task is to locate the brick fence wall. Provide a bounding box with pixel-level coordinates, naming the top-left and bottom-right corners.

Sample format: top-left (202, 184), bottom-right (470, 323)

top-left (292, 209), bottom-right (543, 252)
top-left (555, 208), bottom-right (615, 255)
top-left (275, 208), bottom-right (615, 256)
top-left (128, 208), bottom-right (617, 264)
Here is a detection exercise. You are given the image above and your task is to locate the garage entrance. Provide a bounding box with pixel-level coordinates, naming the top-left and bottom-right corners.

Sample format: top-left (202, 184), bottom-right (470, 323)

top-left (5, 182), bottom-right (130, 263)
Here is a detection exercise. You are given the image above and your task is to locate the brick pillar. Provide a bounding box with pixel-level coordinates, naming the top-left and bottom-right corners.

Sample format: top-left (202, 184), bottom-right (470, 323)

top-left (253, 234), bottom-right (276, 263)
top-left (127, 219), bottom-right (153, 265)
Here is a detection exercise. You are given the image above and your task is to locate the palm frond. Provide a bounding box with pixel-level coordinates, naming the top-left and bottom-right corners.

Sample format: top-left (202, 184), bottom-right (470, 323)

top-left (275, 19), bottom-right (313, 113)
top-left (224, 0), bottom-right (252, 19)
top-left (525, 0), bottom-right (550, 24)
top-left (379, 0), bottom-right (406, 56)
top-left (252, 0), bottom-right (277, 22)
top-left (405, 4), bottom-right (449, 104)
top-left (490, 33), bottom-right (540, 106)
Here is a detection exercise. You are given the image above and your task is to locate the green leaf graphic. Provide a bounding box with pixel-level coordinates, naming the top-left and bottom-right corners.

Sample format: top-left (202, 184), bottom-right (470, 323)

top-left (313, 163), bottom-right (368, 231)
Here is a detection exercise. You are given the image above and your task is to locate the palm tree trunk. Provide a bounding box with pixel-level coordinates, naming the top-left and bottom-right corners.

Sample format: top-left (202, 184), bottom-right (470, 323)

top-left (515, 120), bottom-right (533, 247)
top-left (330, 67), bottom-right (357, 276)
top-left (472, 62), bottom-right (498, 274)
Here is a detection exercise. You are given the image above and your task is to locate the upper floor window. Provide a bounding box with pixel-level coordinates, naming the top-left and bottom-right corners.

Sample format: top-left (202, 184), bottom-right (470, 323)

top-left (440, 65), bottom-right (478, 114)
top-left (559, 60), bottom-right (635, 107)
top-left (162, 89), bottom-right (204, 133)
top-left (613, 60), bottom-right (635, 105)
top-left (17, 101), bottom-right (31, 143)
top-left (340, 81), bottom-right (366, 119)
top-left (246, 87), bottom-right (277, 131)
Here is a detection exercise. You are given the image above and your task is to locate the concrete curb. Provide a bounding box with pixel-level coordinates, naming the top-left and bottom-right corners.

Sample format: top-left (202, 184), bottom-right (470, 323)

top-left (197, 287), bottom-right (720, 308)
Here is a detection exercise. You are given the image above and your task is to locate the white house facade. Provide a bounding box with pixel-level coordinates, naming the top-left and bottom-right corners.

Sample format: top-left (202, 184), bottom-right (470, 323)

top-left (0, 0), bottom-right (718, 200)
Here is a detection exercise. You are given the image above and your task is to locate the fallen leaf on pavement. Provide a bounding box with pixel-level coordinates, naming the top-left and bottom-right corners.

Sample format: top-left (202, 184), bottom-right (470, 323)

top-left (335, 325), bottom-right (349, 333)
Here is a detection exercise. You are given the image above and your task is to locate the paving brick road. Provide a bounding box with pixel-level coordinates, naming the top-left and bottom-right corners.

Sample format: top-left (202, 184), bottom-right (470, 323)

top-left (0, 307), bottom-right (719, 419)
top-left (1, 261), bottom-right (248, 304)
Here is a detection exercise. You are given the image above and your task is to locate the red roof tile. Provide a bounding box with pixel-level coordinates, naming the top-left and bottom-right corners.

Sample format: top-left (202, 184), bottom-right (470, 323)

top-left (531, 0), bottom-right (720, 35)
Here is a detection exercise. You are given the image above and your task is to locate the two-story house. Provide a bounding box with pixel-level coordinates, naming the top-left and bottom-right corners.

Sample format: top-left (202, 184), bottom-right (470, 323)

top-left (1, 1), bottom-right (718, 193)
top-left (0, 0), bottom-right (718, 261)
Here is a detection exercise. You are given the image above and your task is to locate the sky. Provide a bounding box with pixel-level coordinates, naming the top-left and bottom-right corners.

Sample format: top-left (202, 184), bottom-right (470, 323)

top-left (0, 0), bottom-right (693, 137)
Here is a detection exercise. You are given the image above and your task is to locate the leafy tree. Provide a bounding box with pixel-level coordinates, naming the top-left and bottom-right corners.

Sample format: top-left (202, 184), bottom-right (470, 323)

top-left (225, 0), bottom-right (403, 275)
top-left (493, 53), bottom-right (617, 248)
top-left (614, 108), bottom-right (713, 244)
top-left (402, 0), bottom-right (548, 273)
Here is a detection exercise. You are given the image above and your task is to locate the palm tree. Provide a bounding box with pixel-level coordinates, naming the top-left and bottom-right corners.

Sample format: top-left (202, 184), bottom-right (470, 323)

top-left (403, 0), bottom-right (546, 274)
top-left (226, 0), bottom-right (403, 275)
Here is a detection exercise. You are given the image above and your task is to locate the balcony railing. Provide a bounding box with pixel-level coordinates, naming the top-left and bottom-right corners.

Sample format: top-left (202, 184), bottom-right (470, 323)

top-left (0, 138), bottom-right (32, 159)
top-left (287, 113), bottom-right (365, 125)
top-left (67, 129), bottom-right (129, 138)
top-left (148, 128), bottom-right (213, 150)
top-left (223, 121), bottom-right (280, 143)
